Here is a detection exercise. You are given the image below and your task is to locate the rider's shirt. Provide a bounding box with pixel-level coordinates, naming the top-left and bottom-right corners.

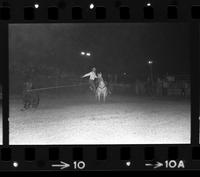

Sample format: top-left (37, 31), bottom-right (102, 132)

top-left (82, 71), bottom-right (97, 80)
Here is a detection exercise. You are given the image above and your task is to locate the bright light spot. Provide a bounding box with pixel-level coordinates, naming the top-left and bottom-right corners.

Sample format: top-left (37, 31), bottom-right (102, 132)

top-left (147, 3), bottom-right (151, 7)
top-left (126, 161), bottom-right (131, 166)
top-left (86, 52), bottom-right (91, 56)
top-left (89, 3), bottom-right (95, 9)
top-left (13, 161), bottom-right (19, 168)
top-left (124, 72), bottom-right (127, 75)
top-left (148, 60), bottom-right (153, 64)
top-left (34, 3), bottom-right (39, 8)
top-left (81, 52), bottom-right (85, 55)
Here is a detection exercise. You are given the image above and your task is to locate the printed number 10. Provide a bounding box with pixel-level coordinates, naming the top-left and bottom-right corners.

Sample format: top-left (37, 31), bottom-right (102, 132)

top-left (73, 161), bottom-right (86, 170)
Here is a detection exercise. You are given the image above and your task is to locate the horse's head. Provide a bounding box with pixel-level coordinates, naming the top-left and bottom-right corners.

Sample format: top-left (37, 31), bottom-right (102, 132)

top-left (97, 72), bottom-right (102, 78)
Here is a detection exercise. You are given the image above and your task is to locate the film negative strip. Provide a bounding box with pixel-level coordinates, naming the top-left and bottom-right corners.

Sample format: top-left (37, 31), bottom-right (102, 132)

top-left (0, 0), bottom-right (199, 171)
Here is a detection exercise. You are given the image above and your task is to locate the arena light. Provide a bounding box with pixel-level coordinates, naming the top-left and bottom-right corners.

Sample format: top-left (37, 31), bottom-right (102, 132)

top-left (147, 2), bottom-right (151, 7)
top-left (86, 52), bottom-right (91, 56)
top-left (148, 60), bottom-right (153, 64)
top-left (81, 51), bottom-right (86, 55)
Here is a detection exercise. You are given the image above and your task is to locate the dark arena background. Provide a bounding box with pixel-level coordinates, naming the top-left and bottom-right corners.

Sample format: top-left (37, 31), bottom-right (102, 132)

top-left (9, 23), bottom-right (190, 145)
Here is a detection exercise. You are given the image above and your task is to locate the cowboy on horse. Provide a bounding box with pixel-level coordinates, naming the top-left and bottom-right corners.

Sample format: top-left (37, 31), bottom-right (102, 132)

top-left (81, 67), bottom-right (98, 93)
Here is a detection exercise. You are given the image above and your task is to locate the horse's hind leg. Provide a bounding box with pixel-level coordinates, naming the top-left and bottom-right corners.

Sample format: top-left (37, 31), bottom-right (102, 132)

top-left (103, 89), bottom-right (108, 102)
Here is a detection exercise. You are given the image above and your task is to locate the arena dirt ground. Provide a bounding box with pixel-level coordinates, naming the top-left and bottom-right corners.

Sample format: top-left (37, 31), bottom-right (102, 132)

top-left (9, 91), bottom-right (190, 145)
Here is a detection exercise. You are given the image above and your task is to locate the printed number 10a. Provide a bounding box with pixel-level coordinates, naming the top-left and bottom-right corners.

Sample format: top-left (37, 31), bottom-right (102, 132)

top-left (165, 160), bottom-right (185, 169)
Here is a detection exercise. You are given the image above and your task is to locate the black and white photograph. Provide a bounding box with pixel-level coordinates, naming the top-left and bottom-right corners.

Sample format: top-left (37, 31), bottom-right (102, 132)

top-left (0, 84), bottom-right (2, 144)
top-left (9, 23), bottom-right (190, 145)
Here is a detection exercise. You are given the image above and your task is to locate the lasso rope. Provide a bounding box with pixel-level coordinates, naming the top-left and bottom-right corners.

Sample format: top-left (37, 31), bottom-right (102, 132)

top-left (28, 83), bottom-right (88, 92)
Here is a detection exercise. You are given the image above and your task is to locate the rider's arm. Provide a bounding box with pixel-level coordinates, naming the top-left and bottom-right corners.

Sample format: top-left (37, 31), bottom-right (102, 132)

top-left (82, 72), bottom-right (91, 78)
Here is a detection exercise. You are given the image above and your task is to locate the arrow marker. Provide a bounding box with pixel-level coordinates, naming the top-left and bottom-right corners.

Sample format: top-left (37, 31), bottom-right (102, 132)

top-left (154, 161), bottom-right (163, 169)
top-left (52, 161), bottom-right (70, 170)
top-left (145, 163), bottom-right (153, 167)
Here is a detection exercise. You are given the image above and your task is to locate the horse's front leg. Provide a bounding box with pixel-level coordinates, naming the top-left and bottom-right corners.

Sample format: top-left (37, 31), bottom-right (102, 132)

top-left (103, 92), bottom-right (106, 102)
top-left (99, 94), bottom-right (101, 102)
top-left (97, 92), bottom-right (101, 102)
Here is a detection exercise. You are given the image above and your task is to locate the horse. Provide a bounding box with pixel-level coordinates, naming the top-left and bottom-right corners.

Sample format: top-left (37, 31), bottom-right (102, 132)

top-left (95, 73), bottom-right (108, 102)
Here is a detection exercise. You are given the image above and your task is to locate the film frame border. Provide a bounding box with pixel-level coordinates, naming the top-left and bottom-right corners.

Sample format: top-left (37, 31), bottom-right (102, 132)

top-left (0, 0), bottom-right (199, 171)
